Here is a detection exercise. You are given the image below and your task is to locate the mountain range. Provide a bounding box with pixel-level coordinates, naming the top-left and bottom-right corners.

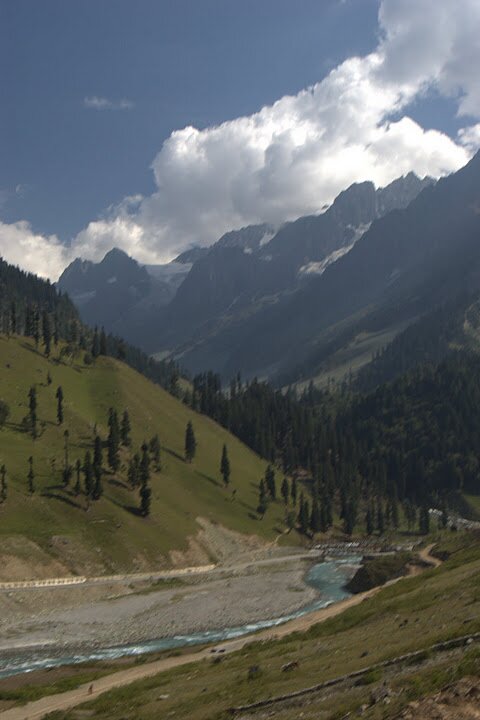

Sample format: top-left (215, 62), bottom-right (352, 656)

top-left (58, 171), bottom-right (433, 379)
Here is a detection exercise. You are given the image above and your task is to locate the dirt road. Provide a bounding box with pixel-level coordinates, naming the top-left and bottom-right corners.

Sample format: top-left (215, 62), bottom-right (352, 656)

top-left (0, 546), bottom-right (440, 720)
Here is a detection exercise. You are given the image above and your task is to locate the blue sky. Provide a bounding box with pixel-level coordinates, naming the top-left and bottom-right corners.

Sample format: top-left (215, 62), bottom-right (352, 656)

top-left (1, 0), bottom-right (480, 278)
top-left (1, 0), bottom-right (379, 239)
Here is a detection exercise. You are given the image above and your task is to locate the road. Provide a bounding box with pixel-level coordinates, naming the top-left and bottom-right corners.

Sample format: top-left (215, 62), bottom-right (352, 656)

top-left (0, 550), bottom-right (323, 592)
top-left (0, 546), bottom-right (440, 720)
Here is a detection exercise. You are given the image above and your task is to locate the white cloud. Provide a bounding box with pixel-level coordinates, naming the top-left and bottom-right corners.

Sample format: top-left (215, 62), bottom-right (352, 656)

top-left (2, 0), bottom-right (480, 278)
top-left (0, 221), bottom-right (68, 279)
top-left (84, 96), bottom-right (133, 111)
top-left (458, 123), bottom-right (480, 152)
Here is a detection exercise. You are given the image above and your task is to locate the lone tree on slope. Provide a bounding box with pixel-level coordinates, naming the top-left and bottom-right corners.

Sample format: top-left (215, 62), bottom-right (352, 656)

top-left (220, 444), bottom-right (230, 487)
top-left (28, 386), bottom-right (37, 438)
top-left (120, 410), bottom-right (131, 447)
top-left (139, 482), bottom-right (152, 517)
top-left (56, 386), bottom-right (64, 425)
top-left (149, 434), bottom-right (161, 471)
top-left (27, 456), bottom-right (35, 494)
top-left (107, 408), bottom-right (120, 472)
top-left (184, 421), bottom-right (196, 463)
top-left (0, 465), bottom-right (7, 502)
top-left (257, 478), bottom-right (268, 518)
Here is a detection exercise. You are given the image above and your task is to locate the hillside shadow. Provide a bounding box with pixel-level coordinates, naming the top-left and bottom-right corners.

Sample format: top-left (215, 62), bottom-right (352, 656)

top-left (108, 495), bottom-right (141, 516)
top-left (44, 482), bottom-right (67, 491)
top-left (108, 478), bottom-right (129, 490)
top-left (41, 492), bottom-right (82, 510)
top-left (197, 471), bottom-right (222, 489)
top-left (20, 341), bottom-right (41, 355)
top-left (164, 447), bottom-right (185, 463)
top-left (123, 504), bottom-right (143, 517)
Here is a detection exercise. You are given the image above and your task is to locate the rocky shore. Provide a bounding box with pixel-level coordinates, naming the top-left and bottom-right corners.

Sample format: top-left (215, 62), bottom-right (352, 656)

top-left (0, 558), bottom-right (319, 661)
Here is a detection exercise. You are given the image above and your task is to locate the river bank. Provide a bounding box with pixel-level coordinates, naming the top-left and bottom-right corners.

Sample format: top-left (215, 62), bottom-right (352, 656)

top-left (0, 552), bottom-right (360, 673)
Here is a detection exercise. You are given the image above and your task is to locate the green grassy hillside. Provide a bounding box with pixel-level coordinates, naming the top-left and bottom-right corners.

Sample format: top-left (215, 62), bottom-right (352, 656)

top-left (0, 336), bottom-right (286, 576)
top-left (41, 532), bottom-right (480, 720)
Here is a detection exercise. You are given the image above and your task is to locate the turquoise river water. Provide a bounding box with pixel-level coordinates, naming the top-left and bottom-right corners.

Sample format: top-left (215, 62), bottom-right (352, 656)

top-left (0, 556), bottom-right (361, 678)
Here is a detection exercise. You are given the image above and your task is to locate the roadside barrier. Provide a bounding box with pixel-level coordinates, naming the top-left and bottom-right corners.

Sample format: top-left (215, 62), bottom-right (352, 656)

top-left (0, 563), bottom-right (216, 591)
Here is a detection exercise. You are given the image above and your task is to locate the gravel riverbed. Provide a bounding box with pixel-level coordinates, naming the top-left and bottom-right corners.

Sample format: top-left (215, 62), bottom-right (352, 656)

top-left (0, 560), bottom-right (319, 656)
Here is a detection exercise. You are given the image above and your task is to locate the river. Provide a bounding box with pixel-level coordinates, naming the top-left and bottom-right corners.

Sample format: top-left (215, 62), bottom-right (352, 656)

top-left (0, 556), bottom-right (360, 679)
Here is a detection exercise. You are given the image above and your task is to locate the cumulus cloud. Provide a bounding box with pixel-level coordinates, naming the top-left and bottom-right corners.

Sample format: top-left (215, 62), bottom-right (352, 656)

top-left (2, 0), bottom-right (480, 278)
top-left (84, 95), bottom-right (133, 110)
top-left (458, 124), bottom-right (480, 152)
top-left (0, 221), bottom-right (68, 279)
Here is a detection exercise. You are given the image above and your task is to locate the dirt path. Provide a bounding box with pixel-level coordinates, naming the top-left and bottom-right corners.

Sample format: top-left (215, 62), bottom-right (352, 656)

top-left (418, 543), bottom-right (442, 568)
top-left (0, 546), bottom-right (440, 720)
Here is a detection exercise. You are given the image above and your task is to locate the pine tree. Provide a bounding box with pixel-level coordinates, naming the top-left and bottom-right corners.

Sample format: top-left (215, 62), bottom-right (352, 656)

top-left (62, 429), bottom-right (72, 486)
top-left (91, 327), bottom-right (100, 358)
top-left (0, 464), bottom-right (7, 502)
top-left (320, 498), bottom-right (329, 533)
top-left (365, 501), bottom-right (374, 535)
top-left (53, 313), bottom-right (59, 345)
top-left (184, 421), bottom-right (196, 463)
top-left (140, 442), bottom-right (150, 486)
top-left (139, 441), bottom-right (152, 517)
top-left (128, 453), bottom-right (140, 488)
top-left (83, 451), bottom-right (94, 498)
top-left (74, 459), bottom-right (81, 495)
top-left (10, 300), bottom-right (17, 335)
top-left (281, 477), bottom-right (289, 505)
top-left (220, 444), bottom-right (230, 487)
top-left (265, 465), bottom-right (276, 499)
top-left (93, 435), bottom-right (103, 471)
top-left (440, 501), bottom-right (449, 529)
top-left (391, 494), bottom-right (400, 529)
top-left (107, 408), bottom-right (120, 472)
top-left (419, 505), bottom-right (430, 535)
top-left (139, 482), bottom-right (152, 517)
top-left (376, 498), bottom-right (385, 535)
top-left (149, 435), bottom-right (161, 471)
top-left (92, 435), bottom-right (103, 498)
top-left (56, 386), bottom-right (64, 425)
top-left (92, 465), bottom-right (103, 500)
top-left (120, 410), bottom-right (131, 447)
top-left (100, 327), bottom-right (107, 356)
top-left (47, 371), bottom-right (52, 386)
top-left (343, 498), bottom-right (357, 535)
top-left (257, 478), bottom-right (268, 518)
top-left (28, 386), bottom-right (37, 438)
top-left (42, 310), bottom-right (52, 357)
top-left (27, 456), bottom-right (35, 494)
top-left (298, 493), bottom-right (309, 535)
top-left (291, 476), bottom-right (298, 506)
top-left (33, 308), bottom-right (40, 349)
top-left (310, 496), bottom-right (321, 533)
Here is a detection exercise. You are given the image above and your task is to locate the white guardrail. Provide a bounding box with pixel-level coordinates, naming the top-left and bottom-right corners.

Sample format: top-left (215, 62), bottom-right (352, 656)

top-left (0, 563), bottom-right (216, 591)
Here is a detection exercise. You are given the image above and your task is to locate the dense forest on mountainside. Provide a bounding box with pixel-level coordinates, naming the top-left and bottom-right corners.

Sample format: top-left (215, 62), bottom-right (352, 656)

top-left (3, 254), bottom-right (480, 544)
top-left (188, 350), bottom-right (480, 531)
top-left (354, 292), bottom-right (474, 391)
top-left (0, 257), bottom-right (179, 392)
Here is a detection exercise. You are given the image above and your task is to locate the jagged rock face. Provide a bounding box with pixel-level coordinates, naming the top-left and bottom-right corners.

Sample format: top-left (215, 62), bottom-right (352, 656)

top-left (57, 248), bottom-right (187, 340)
top-left (150, 173), bottom-right (434, 362)
top-left (58, 171), bottom-right (435, 364)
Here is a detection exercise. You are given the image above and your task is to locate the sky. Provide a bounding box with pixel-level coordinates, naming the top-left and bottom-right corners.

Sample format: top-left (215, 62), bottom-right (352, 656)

top-left (1, 0), bottom-right (480, 280)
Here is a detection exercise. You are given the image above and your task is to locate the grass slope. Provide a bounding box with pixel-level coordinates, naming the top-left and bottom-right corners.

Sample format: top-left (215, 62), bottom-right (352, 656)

top-left (0, 336), bottom-right (285, 575)
top-left (41, 532), bottom-right (480, 720)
